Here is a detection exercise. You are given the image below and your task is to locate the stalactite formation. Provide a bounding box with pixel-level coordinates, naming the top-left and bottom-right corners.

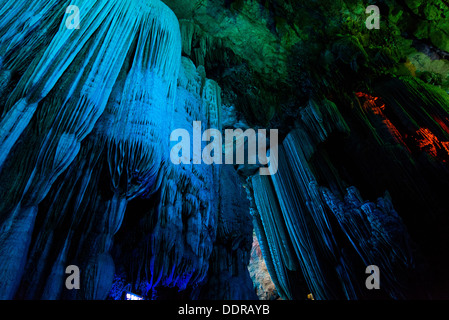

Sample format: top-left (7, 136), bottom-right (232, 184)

top-left (1, 0), bottom-right (449, 301)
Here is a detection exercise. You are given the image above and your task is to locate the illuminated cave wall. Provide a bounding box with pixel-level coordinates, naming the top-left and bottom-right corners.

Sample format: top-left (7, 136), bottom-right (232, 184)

top-left (1, 0), bottom-right (449, 300)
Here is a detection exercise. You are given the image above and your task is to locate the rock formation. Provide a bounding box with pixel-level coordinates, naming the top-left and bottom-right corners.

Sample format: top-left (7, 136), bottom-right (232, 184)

top-left (0, 0), bottom-right (449, 300)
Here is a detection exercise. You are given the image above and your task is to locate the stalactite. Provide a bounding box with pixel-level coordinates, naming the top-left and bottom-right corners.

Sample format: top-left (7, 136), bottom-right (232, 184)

top-left (250, 79), bottom-right (446, 299)
top-left (199, 165), bottom-right (256, 300)
top-left (249, 95), bottom-right (418, 299)
top-left (0, 0), bottom-right (183, 300)
top-left (202, 79), bottom-right (222, 129)
top-left (252, 99), bottom-right (353, 299)
top-left (75, 0), bottom-right (181, 300)
top-left (3, 0), bottom-right (448, 302)
top-left (321, 186), bottom-right (415, 299)
top-left (107, 55), bottom-right (223, 299)
top-left (16, 140), bottom-right (103, 300)
top-left (180, 20), bottom-right (195, 57)
top-left (251, 174), bottom-right (298, 300)
top-left (41, 232), bottom-right (73, 300)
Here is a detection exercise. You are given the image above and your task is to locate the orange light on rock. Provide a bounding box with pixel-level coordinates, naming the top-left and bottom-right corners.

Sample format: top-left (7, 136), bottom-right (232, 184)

top-left (356, 91), bottom-right (449, 163)
top-left (432, 116), bottom-right (449, 136)
top-left (356, 92), bottom-right (405, 146)
top-left (415, 127), bottom-right (449, 162)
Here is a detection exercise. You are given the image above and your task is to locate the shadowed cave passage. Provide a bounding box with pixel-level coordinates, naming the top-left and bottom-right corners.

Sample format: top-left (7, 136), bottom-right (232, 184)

top-left (1, 0), bottom-right (449, 300)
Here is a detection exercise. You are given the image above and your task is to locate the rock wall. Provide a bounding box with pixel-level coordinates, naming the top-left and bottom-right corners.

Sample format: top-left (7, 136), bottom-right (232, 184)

top-left (248, 232), bottom-right (280, 301)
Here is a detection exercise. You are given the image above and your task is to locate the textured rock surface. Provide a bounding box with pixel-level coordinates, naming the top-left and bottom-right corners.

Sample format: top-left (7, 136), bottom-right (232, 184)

top-left (248, 232), bottom-right (279, 301)
top-left (0, 0), bottom-right (256, 300)
top-left (1, 0), bottom-right (449, 300)
top-left (198, 165), bottom-right (256, 300)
